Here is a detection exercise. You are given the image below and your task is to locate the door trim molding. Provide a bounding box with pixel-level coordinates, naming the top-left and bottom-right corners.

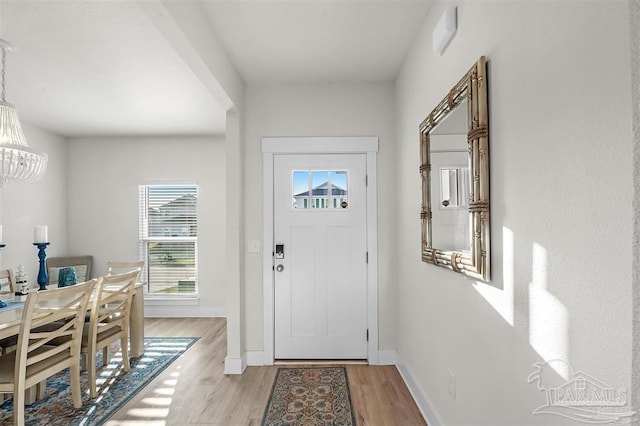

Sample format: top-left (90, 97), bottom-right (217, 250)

top-left (262, 136), bottom-right (379, 364)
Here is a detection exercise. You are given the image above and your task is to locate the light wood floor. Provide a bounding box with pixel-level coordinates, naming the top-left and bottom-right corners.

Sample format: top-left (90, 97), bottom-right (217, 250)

top-left (105, 318), bottom-right (426, 426)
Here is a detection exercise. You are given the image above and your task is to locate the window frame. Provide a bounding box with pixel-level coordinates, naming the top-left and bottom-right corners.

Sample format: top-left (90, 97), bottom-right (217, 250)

top-left (138, 184), bottom-right (199, 298)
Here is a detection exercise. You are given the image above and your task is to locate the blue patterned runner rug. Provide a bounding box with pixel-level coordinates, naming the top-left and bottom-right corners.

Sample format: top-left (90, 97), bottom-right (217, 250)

top-left (262, 367), bottom-right (356, 426)
top-left (0, 336), bottom-right (198, 426)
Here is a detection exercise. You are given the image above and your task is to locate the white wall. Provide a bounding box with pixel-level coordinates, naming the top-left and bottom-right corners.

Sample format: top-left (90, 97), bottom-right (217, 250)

top-left (630, 0), bottom-right (640, 419)
top-left (0, 122), bottom-right (68, 286)
top-left (243, 82), bottom-right (397, 353)
top-left (66, 136), bottom-right (226, 317)
top-left (396, 1), bottom-right (632, 424)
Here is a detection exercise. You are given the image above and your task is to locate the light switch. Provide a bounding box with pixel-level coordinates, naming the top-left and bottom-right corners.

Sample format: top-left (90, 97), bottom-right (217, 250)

top-left (247, 240), bottom-right (261, 253)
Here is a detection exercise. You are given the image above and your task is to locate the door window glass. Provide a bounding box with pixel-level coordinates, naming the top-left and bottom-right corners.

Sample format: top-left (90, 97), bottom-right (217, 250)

top-left (292, 170), bottom-right (349, 210)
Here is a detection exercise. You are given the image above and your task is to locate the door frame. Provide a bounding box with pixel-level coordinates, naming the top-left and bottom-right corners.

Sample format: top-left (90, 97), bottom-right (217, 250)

top-left (262, 136), bottom-right (379, 365)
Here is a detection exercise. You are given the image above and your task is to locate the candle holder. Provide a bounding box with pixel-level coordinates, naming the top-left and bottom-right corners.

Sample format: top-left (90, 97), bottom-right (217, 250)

top-left (34, 242), bottom-right (50, 291)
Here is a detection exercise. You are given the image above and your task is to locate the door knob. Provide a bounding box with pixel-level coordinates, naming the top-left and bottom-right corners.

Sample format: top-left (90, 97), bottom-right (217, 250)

top-left (276, 264), bottom-right (284, 272)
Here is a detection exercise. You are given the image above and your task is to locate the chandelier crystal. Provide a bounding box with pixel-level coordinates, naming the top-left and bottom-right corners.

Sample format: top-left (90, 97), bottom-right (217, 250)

top-left (0, 39), bottom-right (47, 187)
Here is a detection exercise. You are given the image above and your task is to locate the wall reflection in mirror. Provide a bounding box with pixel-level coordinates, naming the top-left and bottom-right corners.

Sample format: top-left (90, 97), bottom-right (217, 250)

top-left (419, 56), bottom-right (490, 281)
top-left (429, 100), bottom-right (471, 251)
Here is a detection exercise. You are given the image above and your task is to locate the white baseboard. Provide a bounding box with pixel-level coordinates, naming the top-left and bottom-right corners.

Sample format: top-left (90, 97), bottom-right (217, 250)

top-left (396, 355), bottom-right (443, 426)
top-left (144, 306), bottom-right (227, 318)
top-left (246, 351), bottom-right (265, 366)
top-left (224, 354), bottom-right (247, 375)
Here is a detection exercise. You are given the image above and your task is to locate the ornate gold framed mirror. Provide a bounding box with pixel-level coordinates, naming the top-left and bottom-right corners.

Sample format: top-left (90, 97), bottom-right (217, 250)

top-left (419, 56), bottom-right (490, 281)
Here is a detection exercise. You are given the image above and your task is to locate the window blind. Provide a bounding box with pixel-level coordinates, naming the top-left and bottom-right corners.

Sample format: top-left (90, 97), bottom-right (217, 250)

top-left (139, 185), bottom-right (198, 295)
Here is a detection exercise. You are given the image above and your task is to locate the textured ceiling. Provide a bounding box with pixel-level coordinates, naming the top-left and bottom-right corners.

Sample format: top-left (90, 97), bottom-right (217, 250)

top-left (202, 1), bottom-right (431, 83)
top-left (0, 1), bottom-right (227, 137)
top-left (0, 0), bottom-right (431, 137)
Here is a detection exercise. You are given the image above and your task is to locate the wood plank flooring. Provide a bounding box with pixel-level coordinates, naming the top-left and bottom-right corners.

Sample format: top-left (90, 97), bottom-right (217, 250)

top-left (105, 318), bottom-right (426, 426)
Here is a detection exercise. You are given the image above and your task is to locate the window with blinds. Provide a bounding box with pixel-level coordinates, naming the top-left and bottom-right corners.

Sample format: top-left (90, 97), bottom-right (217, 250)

top-left (138, 185), bottom-right (198, 296)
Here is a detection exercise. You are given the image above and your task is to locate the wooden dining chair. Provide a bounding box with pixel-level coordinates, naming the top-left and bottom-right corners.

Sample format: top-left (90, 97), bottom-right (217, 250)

top-left (84, 270), bottom-right (138, 398)
top-left (0, 269), bottom-right (17, 399)
top-left (47, 256), bottom-right (93, 287)
top-left (0, 269), bottom-right (71, 355)
top-left (106, 260), bottom-right (144, 277)
top-left (0, 268), bottom-right (17, 352)
top-left (0, 269), bottom-right (15, 295)
top-left (0, 280), bottom-right (95, 426)
top-left (99, 261), bottom-right (142, 360)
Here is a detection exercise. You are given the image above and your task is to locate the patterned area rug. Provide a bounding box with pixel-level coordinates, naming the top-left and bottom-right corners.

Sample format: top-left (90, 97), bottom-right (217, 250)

top-left (0, 336), bottom-right (198, 426)
top-left (262, 367), bottom-right (356, 426)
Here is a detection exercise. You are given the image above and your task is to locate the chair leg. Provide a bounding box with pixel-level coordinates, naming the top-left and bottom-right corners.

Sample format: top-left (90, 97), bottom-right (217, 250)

top-left (36, 379), bottom-right (47, 400)
top-left (89, 346), bottom-right (97, 398)
top-left (24, 385), bottom-right (37, 405)
top-left (14, 386), bottom-right (25, 426)
top-left (121, 335), bottom-right (130, 372)
top-left (80, 353), bottom-right (87, 371)
top-left (103, 346), bottom-right (110, 365)
top-left (70, 359), bottom-right (82, 408)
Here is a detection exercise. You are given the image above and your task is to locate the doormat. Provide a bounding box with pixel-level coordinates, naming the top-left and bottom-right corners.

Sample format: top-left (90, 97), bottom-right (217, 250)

top-left (262, 367), bottom-right (355, 426)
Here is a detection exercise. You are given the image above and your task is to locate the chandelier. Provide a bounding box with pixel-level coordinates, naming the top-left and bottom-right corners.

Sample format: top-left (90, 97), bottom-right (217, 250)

top-left (0, 39), bottom-right (47, 187)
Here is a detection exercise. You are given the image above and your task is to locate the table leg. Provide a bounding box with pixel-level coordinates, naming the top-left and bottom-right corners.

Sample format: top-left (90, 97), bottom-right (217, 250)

top-left (130, 286), bottom-right (145, 357)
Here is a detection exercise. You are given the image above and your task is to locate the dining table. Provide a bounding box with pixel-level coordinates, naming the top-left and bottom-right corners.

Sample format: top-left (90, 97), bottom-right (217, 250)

top-left (0, 283), bottom-right (145, 356)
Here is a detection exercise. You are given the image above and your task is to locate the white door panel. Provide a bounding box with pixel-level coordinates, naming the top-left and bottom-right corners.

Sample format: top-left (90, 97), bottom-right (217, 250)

top-left (274, 154), bottom-right (367, 359)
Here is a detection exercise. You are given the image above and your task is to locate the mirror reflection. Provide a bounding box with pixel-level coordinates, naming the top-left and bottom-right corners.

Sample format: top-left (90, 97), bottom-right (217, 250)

top-left (429, 100), bottom-right (470, 251)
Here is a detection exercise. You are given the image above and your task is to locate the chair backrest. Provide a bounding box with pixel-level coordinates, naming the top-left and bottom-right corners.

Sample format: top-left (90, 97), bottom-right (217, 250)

top-left (107, 260), bottom-right (143, 280)
top-left (0, 269), bottom-right (15, 294)
top-left (47, 256), bottom-right (93, 284)
top-left (88, 271), bottom-right (139, 341)
top-left (16, 280), bottom-right (95, 376)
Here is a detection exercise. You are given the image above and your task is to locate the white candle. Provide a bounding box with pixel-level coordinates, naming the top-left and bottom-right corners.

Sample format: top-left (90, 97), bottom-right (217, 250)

top-left (34, 225), bottom-right (48, 243)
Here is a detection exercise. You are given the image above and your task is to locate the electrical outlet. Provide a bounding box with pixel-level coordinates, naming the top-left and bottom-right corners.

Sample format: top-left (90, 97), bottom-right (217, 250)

top-left (447, 369), bottom-right (456, 399)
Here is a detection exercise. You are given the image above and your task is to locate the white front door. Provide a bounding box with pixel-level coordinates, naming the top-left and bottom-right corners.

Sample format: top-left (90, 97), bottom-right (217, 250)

top-left (274, 154), bottom-right (368, 359)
